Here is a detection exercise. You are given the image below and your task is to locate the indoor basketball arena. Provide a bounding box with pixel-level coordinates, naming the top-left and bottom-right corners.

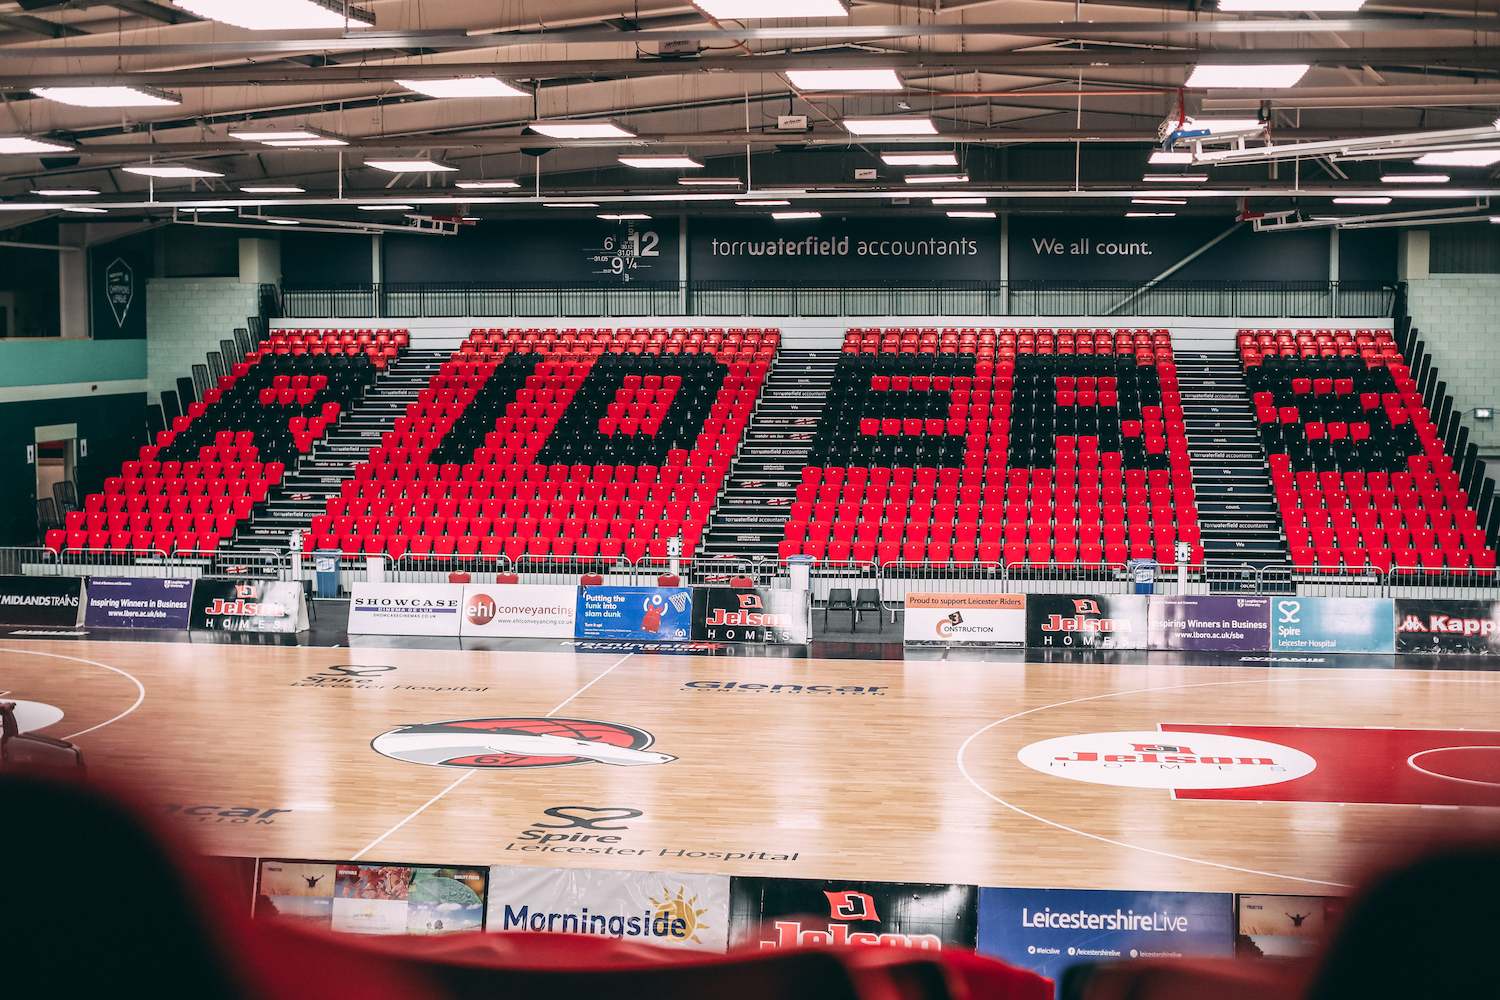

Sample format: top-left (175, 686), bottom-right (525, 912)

top-left (1, 2), bottom-right (1498, 998)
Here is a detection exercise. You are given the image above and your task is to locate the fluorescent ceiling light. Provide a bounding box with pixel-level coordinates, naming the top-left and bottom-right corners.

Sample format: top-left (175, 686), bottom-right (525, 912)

top-left (619, 156), bottom-right (704, 168)
top-left (599, 214), bottom-right (652, 221)
top-left (882, 152), bottom-right (957, 166)
top-left (1149, 151), bottom-right (1195, 164)
top-left (181, 207), bottom-right (234, 213)
top-left (1143, 174), bottom-right (1208, 182)
top-left (171, 0), bottom-right (374, 30)
top-left (229, 128), bottom-right (325, 142)
top-left (1415, 150), bottom-right (1500, 167)
top-left (265, 219), bottom-right (301, 225)
top-left (1185, 64), bottom-right (1309, 89)
top-left (932, 197), bottom-right (986, 205)
top-left (904, 174), bottom-right (968, 184)
top-left (1132, 198), bottom-right (1187, 205)
top-left (0, 135), bottom-right (74, 154)
top-left (358, 204), bottom-right (414, 210)
top-left (365, 158), bottom-right (458, 173)
top-left (1126, 212), bottom-right (1177, 218)
top-left (33, 188), bottom-right (98, 196)
top-left (123, 164), bottom-right (224, 178)
top-left (530, 121), bottom-right (635, 139)
top-left (62, 206), bottom-right (109, 214)
top-left (544, 202), bottom-right (599, 208)
top-left (1380, 174), bottom-right (1449, 184)
top-left (240, 185), bottom-right (305, 193)
top-left (786, 70), bottom-right (902, 91)
top-left (264, 138), bottom-right (347, 147)
top-left (844, 118), bottom-right (936, 136)
top-left (1182, 117), bottom-right (1268, 133)
top-left (678, 177), bottom-right (742, 186)
top-left (32, 85), bottom-right (180, 108)
top-left (455, 180), bottom-right (520, 189)
top-left (773, 212), bottom-right (821, 220)
top-left (397, 77), bottom-right (529, 99)
top-left (947, 211), bottom-right (996, 219)
top-left (736, 199), bottom-right (790, 206)
top-left (1333, 196), bottom-right (1392, 205)
top-left (0, 203), bottom-right (67, 211)
top-left (1218, 0), bottom-right (1363, 8)
top-left (694, 0), bottom-right (849, 16)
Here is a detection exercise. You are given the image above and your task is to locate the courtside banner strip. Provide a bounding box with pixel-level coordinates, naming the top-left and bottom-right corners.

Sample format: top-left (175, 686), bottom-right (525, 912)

top-left (1269, 597), bottom-right (1394, 654)
top-left (0, 575), bottom-right (85, 627)
top-left (1394, 598), bottom-right (1500, 655)
top-left (579, 587), bottom-right (693, 641)
top-left (460, 585), bottom-right (579, 638)
top-left (1147, 596), bottom-right (1272, 652)
top-left (349, 583), bottom-right (464, 636)
top-left (905, 593), bottom-right (1026, 647)
top-left (83, 576), bottom-right (193, 630)
top-left (730, 876), bottom-right (979, 950)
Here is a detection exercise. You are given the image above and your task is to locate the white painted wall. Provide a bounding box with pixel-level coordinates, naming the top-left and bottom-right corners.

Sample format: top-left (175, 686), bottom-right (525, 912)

top-left (147, 277), bottom-right (260, 399)
top-left (1406, 273), bottom-right (1500, 450)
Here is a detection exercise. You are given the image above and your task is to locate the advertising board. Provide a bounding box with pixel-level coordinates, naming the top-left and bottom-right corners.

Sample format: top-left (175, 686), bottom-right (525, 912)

top-left (729, 876), bottom-right (978, 951)
top-left (0, 575), bottom-right (85, 627)
top-left (1236, 894), bottom-right (1332, 959)
top-left (348, 583), bottom-right (463, 636)
top-left (487, 866), bottom-right (730, 952)
top-left (1025, 595), bottom-right (1148, 649)
top-left (82, 577), bottom-right (192, 629)
top-left (1268, 597), bottom-right (1394, 654)
top-left (1147, 596), bottom-right (1272, 652)
top-left (257, 859), bottom-right (487, 935)
top-left (190, 578), bottom-right (308, 633)
top-left (1394, 599), bottom-right (1500, 655)
top-left (579, 587), bottom-right (693, 641)
top-left (904, 593), bottom-right (1026, 646)
top-left (459, 584), bottom-right (579, 639)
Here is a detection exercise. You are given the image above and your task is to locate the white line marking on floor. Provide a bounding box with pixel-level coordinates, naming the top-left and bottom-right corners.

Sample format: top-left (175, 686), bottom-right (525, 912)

top-left (0, 648), bottom-right (146, 741)
top-left (350, 653), bottom-right (634, 861)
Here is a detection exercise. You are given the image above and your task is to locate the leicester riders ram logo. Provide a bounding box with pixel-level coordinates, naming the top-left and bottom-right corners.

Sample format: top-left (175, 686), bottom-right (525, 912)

top-left (372, 717), bottom-right (676, 769)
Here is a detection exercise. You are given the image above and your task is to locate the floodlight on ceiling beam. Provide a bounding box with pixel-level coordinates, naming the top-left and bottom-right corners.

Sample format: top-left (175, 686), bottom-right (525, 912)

top-left (786, 70), bottom-right (903, 91)
top-left (1185, 64), bottom-right (1309, 89)
top-left (365, 158), bottom-right (459, 173)
top-left (1149, 151), bottom-right (1195, 165)
top-left (694, 0), bottom-right (848, 17)
top-left (396, 77), bottom-right (530, 99)
top-left (1380, 174), bottom-right (1449, 184)
top-left (1334, 197), bottom-right (1392, 205)
top-left (529, 121), bottom-right (635, 139)
top-left (599, 214), bottom-right (652, 221)
top-left (843, 118), bottom-right (937, 136)
top-left (171, 0), bottom-right (374, 30)
top-left (947, 211), bottom-right (996, 219)
top-left (123, 163), bottom-right (224, 178)
top-left (773, 212), bottom-right (821, 220)
top-left (32, 86), bottom-right (181, 108)
top-left (678, 177), bottom-right (742, 186)
top-left (0, 135), bottom-right (74, 154)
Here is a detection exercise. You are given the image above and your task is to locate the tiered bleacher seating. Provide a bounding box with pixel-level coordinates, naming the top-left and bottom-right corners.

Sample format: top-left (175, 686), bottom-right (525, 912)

top-left (1237, 327), bottom-right (1397, 364)
top-left (260, 328), bottom-right (410, 368)
top-left (306, 344), bottom-right (770, 562)
top-left (842, 326), bottom-right (1174, 360)
top-left (43, 347), bottom-right (383, 557)
top-left (453, 326), bottom-right (779, 363)
top-left (1245, 333), bottom-right (1496, 576)
top-left (783, 331), bottom-right (1202, 568)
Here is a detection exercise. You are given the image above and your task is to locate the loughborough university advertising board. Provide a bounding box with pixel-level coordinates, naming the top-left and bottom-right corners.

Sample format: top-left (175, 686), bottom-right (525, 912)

top-left (1147, 596), bottom-right (1272, 652)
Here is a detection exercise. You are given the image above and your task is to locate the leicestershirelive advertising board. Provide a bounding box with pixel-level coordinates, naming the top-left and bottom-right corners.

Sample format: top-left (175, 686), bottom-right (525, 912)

top-left (729, 877), bottom-right (977, 951)
top-left (1025, 595), bottom-right (1148, 650)
top-left (904, 593), bottom-right (1026, 647)
top-left (486, 866), bottom-right (731, 952)
top-left (1394, 599), bottom-right (1500, 655)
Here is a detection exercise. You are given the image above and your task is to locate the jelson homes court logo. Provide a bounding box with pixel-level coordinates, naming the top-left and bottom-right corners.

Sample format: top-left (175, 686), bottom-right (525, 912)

top-left (1017, 730), bottom-right (1316, 789)
top-left (371, 716), bottom-right (676, 769)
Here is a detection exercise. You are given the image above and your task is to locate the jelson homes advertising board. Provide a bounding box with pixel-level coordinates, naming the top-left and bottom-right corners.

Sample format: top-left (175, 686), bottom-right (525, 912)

top-left (730, 877), bottom-right (978, 951)
top-left (691, 217), bottom-right (1000, 282)
top-left (1025, 595), bottom-right (1148, 650)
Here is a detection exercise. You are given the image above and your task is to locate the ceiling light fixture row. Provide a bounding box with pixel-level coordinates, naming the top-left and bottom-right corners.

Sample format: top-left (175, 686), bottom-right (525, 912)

top-left (172, 0), bottom-right (374, 30)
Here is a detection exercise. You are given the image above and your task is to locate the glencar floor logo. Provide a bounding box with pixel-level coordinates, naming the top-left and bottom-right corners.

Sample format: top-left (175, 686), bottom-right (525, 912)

top-left (371, 717), bottom-right (676, 769)
top-left (1017, 730), bottom-right (1316, 789)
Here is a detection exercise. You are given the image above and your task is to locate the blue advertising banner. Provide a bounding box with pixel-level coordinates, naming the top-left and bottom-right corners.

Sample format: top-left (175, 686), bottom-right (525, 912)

top-left (578, 587), bottom-right (694, 641)
top-left (1269, 597), bottom-right (1395, 654)
top-left (83, 576), bottom-right (193, 629)
top-left (1148, 596), bottom-right (1272, 652)
top-left (977, 887), bottom-right (1234, 996)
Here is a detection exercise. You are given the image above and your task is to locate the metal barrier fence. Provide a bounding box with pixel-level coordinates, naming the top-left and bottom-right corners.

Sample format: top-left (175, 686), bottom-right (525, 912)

top-left (280, 280), bottom-right (1396, 321)
top-left (379, 553), bottom-right (696, 589)
top-left (1260, 564), bottom-right (1500, 601)
top-left (0, 547), bottom-right (277, 580)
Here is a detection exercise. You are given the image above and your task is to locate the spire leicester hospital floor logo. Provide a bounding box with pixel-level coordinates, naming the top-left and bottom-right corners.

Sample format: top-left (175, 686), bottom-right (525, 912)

top-left (1017, 731), bottom-right (1316, 789)
top-left (372, 717), bottom-right (676, 769)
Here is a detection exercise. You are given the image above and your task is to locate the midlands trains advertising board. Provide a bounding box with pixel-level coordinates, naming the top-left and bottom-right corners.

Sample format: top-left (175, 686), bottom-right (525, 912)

top-left (0, 575), bottom-right (85, 627)
top-left (905, 593), bottom-right (1027, 647)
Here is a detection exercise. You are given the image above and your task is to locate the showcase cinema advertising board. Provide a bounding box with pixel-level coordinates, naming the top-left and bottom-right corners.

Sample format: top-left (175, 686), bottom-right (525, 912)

top-left (905, 593), bottom-right (1026, 646)
top-left (348, 582), bottom-right (464, 636)
top-left (487, 866), bottom-right (730, 952)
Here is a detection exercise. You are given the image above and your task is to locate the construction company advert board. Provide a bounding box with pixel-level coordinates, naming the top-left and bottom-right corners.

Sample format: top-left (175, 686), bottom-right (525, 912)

top-left (904, 593), bottom-right (1026, 646)
top-left (0, 575), bottom-right (85, 627)
top-left (348, 582), bottom-right (463, 636)
top-left (977, 887), bottom-right (1234, 996)
top-left (1268, 597), bottom-right (1394, 654)
top-left (1025, 595), bottom-right (1148, 649)
top-left (1147, 595), bottom-right (1272, 652)
top-left (190, 579), bottom-right (308, 633)
top-left (459, 584), bottom-right (578, 639)
top-left (578, 587), bottom-right (693, 641)
top-left (729, 877), bottom-right (978, 951)
top-left (486, 866), bottom-right (730, 952)
top-left (82, 577), bottom-right (193, 629)
top-left (256, 860), bottom-right (487, 935)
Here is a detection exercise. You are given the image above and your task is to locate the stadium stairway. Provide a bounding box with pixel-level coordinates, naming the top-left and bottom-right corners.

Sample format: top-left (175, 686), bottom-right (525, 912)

top-left (224, 349), bottom-right (450, 557)
top-left (1175, 351), bottom-right (1287, 569)
top-left (700, 349), bottom-right (839, 568)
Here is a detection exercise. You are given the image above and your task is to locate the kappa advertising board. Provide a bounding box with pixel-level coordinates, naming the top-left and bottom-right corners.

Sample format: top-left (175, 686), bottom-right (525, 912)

top-left (83, 577), bottom-right (193, 629)
top-left (978, 888), bottom-right (1234, 996)
top-left (0, 575), bottom-right (85, 627)
top-left (729, 877), bottom-right (978, 951)
top-left (487, 866), bottom-right (731, 952)
top-left (904, 593), bottom-right (1026, 647)
top-left (460, 584), bottom-right (579, 638)
top-left (1025, 595), bottom-right (1148, 649)
top-left (691, 588), bottom-right (811, 644)
top-left (1394, 599), bottom-right (1500, 655)
top-left (1147, 596), bottom-right (1272, 652)
top-left (579, 587), bottom-right (693, 641)
top-left (1269, 597), bottom-right (1394, 654)
top-left (348, 583), bottom-right (463, 636)
top-left (190, 578), bottom-right (308, 633)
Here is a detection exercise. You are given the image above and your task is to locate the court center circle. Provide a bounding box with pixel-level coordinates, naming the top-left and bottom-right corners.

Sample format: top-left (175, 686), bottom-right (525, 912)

top-left (1407, 746), bottom-right (1500, 787)
top-left (1018, 730), bottom-right (1316, 789)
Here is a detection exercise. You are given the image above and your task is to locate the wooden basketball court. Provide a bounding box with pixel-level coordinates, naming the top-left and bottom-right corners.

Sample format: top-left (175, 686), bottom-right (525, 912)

top-left (6, 638), bottom-right (1499, 894)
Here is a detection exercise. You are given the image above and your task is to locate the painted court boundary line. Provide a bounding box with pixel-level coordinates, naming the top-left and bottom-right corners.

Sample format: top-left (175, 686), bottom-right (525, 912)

top-left (350, 653), bottom-right (634, 860)
top-left (0, 647), bottom-right (146, 740)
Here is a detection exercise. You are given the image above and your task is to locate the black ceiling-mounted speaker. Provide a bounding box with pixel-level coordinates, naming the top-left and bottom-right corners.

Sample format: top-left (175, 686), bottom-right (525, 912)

top-left (520, 148), bottom-right (551, 157)
top-left (40, 157), bottom-right (80, 170)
